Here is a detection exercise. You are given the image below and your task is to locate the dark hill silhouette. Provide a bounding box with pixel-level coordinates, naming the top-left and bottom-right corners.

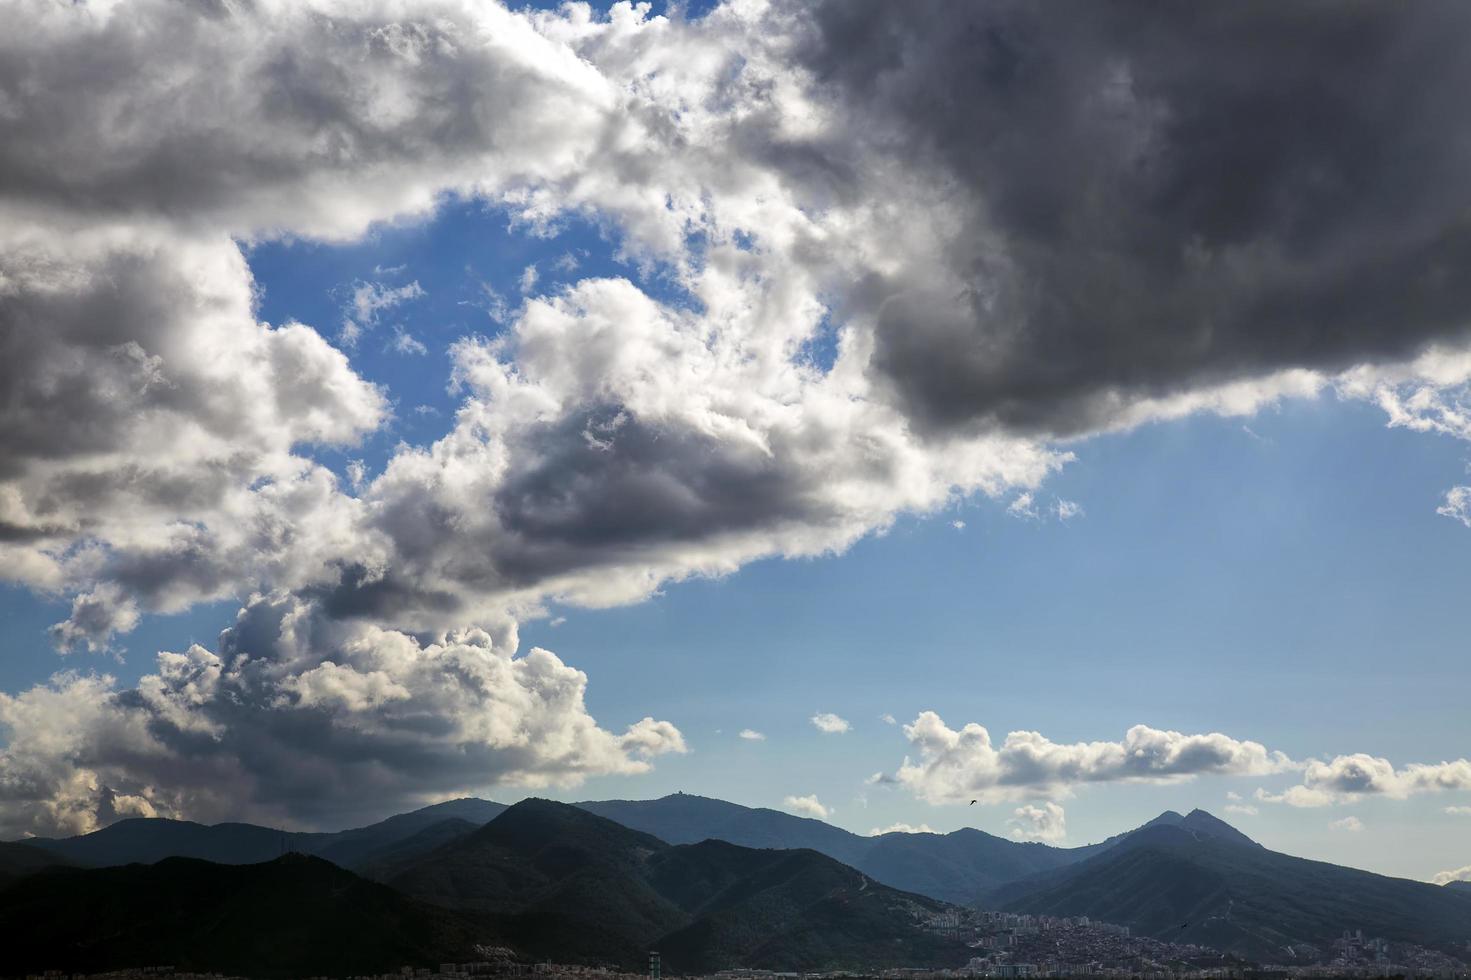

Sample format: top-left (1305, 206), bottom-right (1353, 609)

top-left (0, 840), bottom-right (73, 886)
top-left (20, 797), bottom-right (506, 872)
top-left (0, 853), bottom-right (486, 978)
top-left (990, 812), bottom-right (1471, 961)
top-left (390, 798), bottom-right (969, 972)
top-left (24, 817), bottom-right (323, 867)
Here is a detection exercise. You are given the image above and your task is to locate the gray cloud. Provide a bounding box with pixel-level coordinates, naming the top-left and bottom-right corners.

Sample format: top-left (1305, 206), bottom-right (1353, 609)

top-left (794, 0), bottom-right (1471, 436)
top-left (0, 0), bottom-right (614, 240)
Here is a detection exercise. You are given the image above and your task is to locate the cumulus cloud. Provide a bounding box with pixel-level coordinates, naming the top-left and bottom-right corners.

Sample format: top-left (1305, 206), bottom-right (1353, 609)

top-left (0, 593), bottom-right (684, 837)
top-left (891, 712), bottom-right (1295, 804)
top-left (1225, 804), bottom-right (1259, 818)
top-left (0, 224), bottom-right (387, 646)
top-left (1008, 802), bottom-right (1066, 843)
top-left (47, 586), bottom-right (140, 655)
top-left (1256, 754), bottom-right (1471, 807)
top-left (1446, 806), bottom-right (1471, 815)
top-left (1433, 865), bottom-right (1471, 886)
top-left (868, 822), bottom-right (935, 836)
top-left (7, 0), bottom-right (1471, 834)
top-left (783, 794), bottom-right (830, 820)
top-left (1329, 816), bottom-right (1364, 833)
top-left (738, 729), bottom-right (766, 741)
top-left (811, 712), bottom-right (851, 734)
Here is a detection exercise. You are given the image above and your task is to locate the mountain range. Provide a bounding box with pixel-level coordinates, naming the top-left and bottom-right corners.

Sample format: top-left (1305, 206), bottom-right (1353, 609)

top-left (387, 798), bottom-right (968, 972)
top-left (6, 793), bottom-right (1470, 972)
top-left (21, 792), bottom-right (1091, 905)
top-left (3, 800), bottom-right (967, 976)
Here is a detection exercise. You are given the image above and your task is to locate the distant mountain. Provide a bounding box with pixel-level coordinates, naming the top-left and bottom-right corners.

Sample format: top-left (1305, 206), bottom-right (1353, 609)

top-left (20, 797), bottom-right (505, 872)
top-left (311, 798), bottom-right (506, 868)
top-left (0, 854), bottom-right (486, 978)
top-left (578, 793), bottom-right (870, 864)
top-left (990, 810), bottom-right (1471, 961)
top-left (579, 792), bottom-right (1095, 904)
top-left (1446, 880), bottom-right (1471, 894)
top-left (390, 798), bottom-right (970, 972)
top-left (23, 817), bottom-right (323, 867)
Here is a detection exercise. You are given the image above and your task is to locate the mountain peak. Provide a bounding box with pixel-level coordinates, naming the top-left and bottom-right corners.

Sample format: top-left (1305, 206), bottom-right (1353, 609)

top-left (1143, 810), bottom-right (1186, 828)
top-left (472, 796), bottom-right (668, 856)
top-left (1179, 808), bottom-right (1259, 847)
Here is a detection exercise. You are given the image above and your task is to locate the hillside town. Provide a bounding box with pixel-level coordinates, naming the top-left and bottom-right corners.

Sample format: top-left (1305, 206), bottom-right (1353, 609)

top-left (19, 922), bottom-right (1471, 980)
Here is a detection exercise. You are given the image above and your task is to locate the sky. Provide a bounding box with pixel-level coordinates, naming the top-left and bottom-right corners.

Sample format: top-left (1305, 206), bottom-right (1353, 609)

top-left (0, 0), bottom-right (1469, 889)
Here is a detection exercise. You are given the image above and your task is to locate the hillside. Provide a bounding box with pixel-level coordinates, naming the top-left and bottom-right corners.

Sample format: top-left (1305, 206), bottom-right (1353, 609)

top-left (20, 797), bottom-right (505, 872)
top-left (991, 810), bottom-right (1471, 961)
top-left (579, 793), bottom-right (870, 864)
top-left (15, 792), bottom-right (1098, 905)
top-left (23, 817), bottom-right (325, 867)
top-left (0, 854), bottom-right (487, 977)
top-left (0, 840), bottom-right (72, 886)
top-left (579, 792), bottom-right (1095, 904)
top-left (391, 798), bottom-right (970, 972)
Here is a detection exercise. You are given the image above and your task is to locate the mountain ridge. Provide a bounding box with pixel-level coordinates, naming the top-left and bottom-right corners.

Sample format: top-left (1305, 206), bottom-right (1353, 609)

top-left (989, 819), bottom-right (1471, 961)
top-left (388, 798), bottom-right (971, 972)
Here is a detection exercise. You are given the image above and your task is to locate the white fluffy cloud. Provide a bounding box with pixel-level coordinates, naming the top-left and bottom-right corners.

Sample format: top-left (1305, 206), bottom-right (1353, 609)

top-left (0, 593), bottom-right (684, 837)
top-left (1255, 754), bottom-right (1471, 808)
top-left (1433, 865), bottom-right (1471, 886)
top-left (811, 712), bottom-right (851, 734)
top-left (783, 794), bottom-right (829, 820)
top-left (738, 729), bottom-right (766, 741)
top-left (890, 712), bottom-right (1296, 804)
top-left (1329, 816), bottom-right (1364, 833)
top-left (1008, 802), bottom-right (1066, 843)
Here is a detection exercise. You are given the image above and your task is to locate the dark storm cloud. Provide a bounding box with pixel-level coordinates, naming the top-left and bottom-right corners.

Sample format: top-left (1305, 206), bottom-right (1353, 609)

top-left (797, 0), bottom-right (1471, 435)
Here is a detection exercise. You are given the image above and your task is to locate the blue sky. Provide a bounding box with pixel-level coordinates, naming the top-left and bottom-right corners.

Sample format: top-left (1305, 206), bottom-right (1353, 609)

top-left (3, 0), bottom-right (1471, 890)
top-left (4, 197), bottom-right (1467, 879)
